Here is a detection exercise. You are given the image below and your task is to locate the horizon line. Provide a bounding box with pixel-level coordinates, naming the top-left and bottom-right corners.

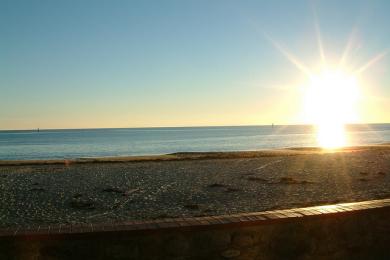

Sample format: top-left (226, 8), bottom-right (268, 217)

top-left (1, 122), bottom-right (389, 132)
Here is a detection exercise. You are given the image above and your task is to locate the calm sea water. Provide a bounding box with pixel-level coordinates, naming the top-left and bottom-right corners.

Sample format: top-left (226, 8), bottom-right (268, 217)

top-left (0, 124), bottom-right (389, 160)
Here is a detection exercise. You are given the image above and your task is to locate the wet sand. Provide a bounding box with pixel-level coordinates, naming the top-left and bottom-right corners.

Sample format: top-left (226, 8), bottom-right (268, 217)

top-left (0, 145), bottom-right (389, 228)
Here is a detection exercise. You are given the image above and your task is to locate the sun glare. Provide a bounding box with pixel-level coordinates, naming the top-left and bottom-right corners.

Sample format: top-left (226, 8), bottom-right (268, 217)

top-left (266, 17), bottom-right (387, 149)
top-left (304, 69), bottom-right (360, 148)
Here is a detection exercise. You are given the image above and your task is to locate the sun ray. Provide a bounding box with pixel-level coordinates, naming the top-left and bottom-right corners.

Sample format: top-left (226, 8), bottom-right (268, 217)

top-left (264, 33), bottom-right (312, 76)
top-left (312, 6), bottom-right (326, 67)
top-left (354, 49), bottom-right (389, 74)
top-left (259, 3), bottom-right (389, 149)
top-left (339, 28), bottom-right (358, 68)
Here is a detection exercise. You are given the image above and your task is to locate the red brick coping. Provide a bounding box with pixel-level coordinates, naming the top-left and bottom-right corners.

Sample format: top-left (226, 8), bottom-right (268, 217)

top-left (1, 199), bottom-right (389, 238)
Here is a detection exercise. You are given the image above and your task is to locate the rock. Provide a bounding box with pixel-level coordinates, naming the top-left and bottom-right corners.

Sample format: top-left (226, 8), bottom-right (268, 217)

top-left (70, 198), bottom-right (95, 210)
top-left (221, 249), bottom-right (240, 258)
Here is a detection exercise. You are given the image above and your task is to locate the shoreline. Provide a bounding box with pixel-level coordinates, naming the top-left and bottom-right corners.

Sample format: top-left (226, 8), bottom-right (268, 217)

top-left (1, 144), bottom-right (390, 166)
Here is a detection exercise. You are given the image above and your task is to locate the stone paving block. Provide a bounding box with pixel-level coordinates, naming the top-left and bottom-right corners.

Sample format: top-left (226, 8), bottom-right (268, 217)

top-left (260, 213), bottom-right (280, 219)
top-left (0, 198), bottom-right (389, 237)
top-left (253, 215), bottom-right (267, 221)
top-left (298, 210), bottom-right (318, 216)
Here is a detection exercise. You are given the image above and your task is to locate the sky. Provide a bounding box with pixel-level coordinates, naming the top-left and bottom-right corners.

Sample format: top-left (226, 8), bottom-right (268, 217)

top-left (1, 0), bottom-right (389, 130)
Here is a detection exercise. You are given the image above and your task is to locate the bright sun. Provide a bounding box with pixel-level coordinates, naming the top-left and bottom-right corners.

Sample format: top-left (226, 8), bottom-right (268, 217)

top-left (266, 22), bottom-right (387, 149)
top-left (304, 69), bottom-right (360, 148)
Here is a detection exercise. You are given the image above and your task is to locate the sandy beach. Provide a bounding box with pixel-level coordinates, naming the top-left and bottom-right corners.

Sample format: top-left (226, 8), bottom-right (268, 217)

top-left (0, 145), bottom-right (389, 228)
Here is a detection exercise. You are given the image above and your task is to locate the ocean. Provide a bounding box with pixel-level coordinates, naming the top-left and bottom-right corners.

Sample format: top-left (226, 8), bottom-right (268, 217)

top-left (0, 124), bottom-right (389, 160)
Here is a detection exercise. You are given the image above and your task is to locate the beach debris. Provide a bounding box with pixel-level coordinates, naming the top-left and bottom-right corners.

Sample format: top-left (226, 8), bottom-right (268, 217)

top-left (247, 176), bottom-right (268, 182)
top-left (377, 171), bottom-right (386, 176)
top-left (86, 212), bottom-right (111, 219)
top-left (123, 188), bottom-right (139, 196)
top-left (102, 187), bottom-right (139, 197)
top-left (359, 171), bottom-right (369, 175)
top-left (277, 177), bottom-right (313, 184)
top-left (225, 187), bottom-right (241, 192)
top-left (70, 198), bottom-right (95, 210)
top-left (208, 183), bottom-right (226, 188)
top-left (102, 187), bottom-right (125, 193)
top-left (183, 204), bottom-right (200, 210)
top-left (358, 178), bottom-right (369, 182)
top-left (279, 177), bottom-right (297, 183)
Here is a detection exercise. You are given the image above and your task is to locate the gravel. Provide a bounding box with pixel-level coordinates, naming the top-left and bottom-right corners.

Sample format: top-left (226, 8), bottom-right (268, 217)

top-left (0, 149), bottom-right (389, 228)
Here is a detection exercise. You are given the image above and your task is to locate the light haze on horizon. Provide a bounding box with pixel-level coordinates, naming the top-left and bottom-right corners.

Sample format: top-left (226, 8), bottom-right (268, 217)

top-left (1, 0), bottom-right (390, 130)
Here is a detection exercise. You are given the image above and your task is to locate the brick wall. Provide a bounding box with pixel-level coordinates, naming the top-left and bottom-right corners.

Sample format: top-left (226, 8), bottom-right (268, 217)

top-left (0, 199), bottom-right (389, 259)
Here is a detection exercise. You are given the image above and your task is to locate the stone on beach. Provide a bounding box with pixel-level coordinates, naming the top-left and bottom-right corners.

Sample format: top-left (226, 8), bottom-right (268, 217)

top-left (70, 198), bottom-right (96, 210)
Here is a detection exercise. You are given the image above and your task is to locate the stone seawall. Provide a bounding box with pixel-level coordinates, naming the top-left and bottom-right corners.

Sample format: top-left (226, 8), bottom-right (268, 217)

top-left (0, 199), bottom-right (389, 259)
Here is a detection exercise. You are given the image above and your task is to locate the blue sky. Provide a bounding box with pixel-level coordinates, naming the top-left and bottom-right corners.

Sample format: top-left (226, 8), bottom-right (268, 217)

top-left (1, 0), bottom-right (389, 129)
